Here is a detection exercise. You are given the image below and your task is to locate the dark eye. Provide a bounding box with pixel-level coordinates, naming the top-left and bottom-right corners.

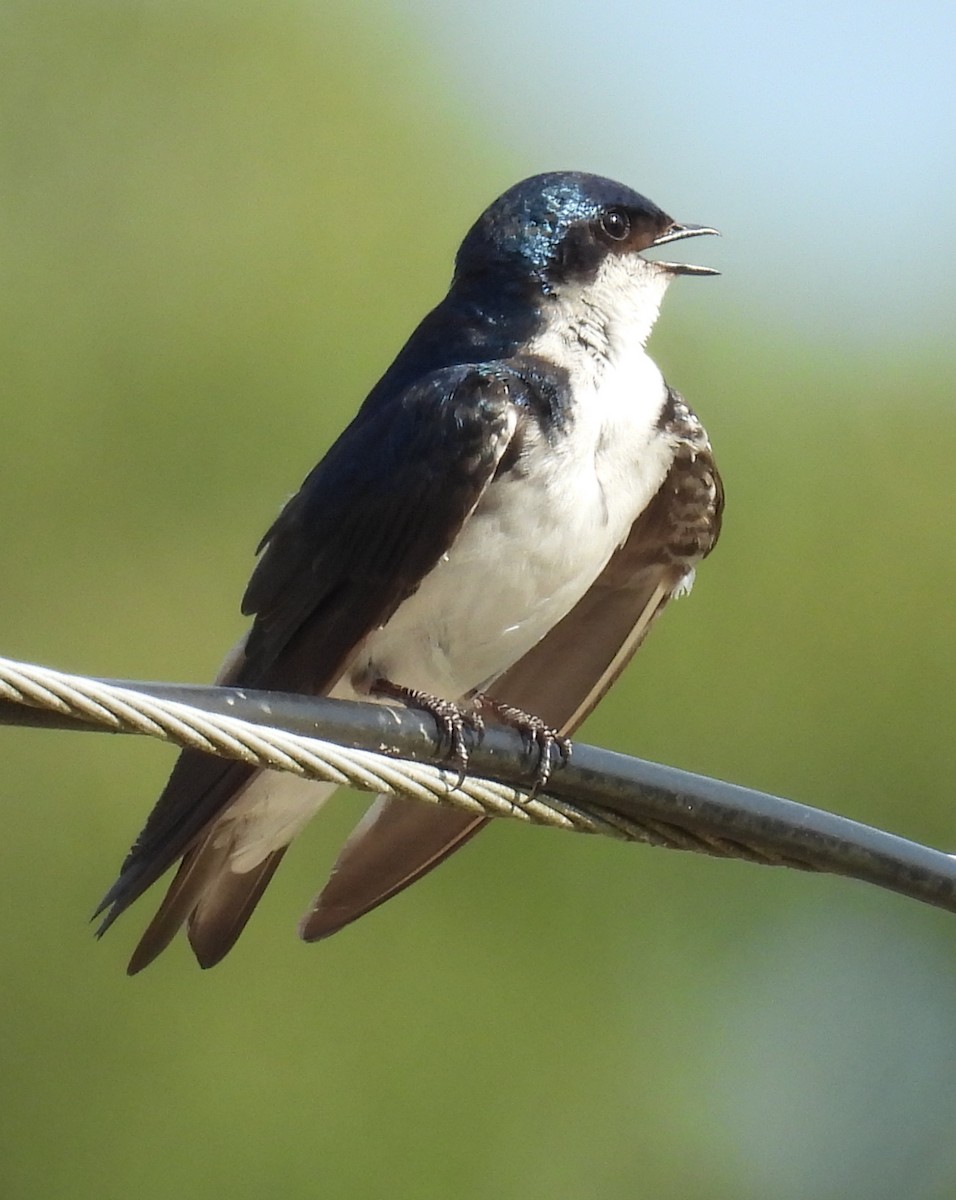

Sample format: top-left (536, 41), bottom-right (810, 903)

top-left (599, 207), bottom-right (631, 241)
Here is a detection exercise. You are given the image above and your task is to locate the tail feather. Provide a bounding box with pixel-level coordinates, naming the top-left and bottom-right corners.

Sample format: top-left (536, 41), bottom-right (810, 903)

top-left (125, 834), bottom-right (288, 975)
top-left (122, 771), bottom-right (336, 971)
top-left (185, 848), bottom-right (287, 970)
top-left (299, 799), bottom-right (485, 942)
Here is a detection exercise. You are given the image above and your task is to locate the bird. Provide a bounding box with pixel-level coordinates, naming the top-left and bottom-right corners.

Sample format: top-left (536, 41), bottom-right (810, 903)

top-left (95, 170), bottom-right (724, 972)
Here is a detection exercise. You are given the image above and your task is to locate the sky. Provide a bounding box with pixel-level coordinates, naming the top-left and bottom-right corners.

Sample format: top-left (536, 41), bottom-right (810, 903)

top-left (396, 0), bottom-right (956, 346)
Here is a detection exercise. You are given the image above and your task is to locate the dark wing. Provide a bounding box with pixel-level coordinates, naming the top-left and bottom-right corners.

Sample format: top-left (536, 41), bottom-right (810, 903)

top-left (299, 390), bottom-right (724, 940)
top-left (242, 365), bottom-right (520, 692)
top-left (96, 364), bottom-right (523, 959)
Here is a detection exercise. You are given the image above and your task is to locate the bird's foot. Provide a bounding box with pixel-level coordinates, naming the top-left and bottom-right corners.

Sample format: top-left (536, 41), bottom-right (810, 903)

top-left (372, 678), bottom-right (482, 778)
top-left (472, 693), bottom-right (571, 791)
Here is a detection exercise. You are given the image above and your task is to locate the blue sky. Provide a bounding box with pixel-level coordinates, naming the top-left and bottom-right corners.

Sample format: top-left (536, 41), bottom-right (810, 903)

top-left (396, 0), bottom-right (956, 345)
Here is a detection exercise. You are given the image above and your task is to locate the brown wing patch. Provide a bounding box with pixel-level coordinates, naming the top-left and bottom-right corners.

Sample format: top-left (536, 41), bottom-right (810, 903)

top-left (648, 386), bottom-right (723, 569)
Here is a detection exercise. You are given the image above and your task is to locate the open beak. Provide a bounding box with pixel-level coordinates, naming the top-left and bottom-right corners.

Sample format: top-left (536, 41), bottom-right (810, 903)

top-left (650, 223), bottom-right (720, 276)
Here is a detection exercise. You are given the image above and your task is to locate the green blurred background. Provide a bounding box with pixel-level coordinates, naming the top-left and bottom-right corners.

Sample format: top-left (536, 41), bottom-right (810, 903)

top-left (2, 2), bottom-right (955, 1197)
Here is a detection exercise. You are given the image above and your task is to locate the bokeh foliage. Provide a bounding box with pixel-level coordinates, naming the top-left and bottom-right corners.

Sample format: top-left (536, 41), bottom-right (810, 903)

top-left (2, 4), bottom-right (955, 1198)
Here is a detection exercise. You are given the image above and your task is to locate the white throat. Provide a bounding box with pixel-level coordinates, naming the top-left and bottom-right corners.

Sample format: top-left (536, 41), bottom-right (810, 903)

top-left (528, 255), bottom-right (673, 383)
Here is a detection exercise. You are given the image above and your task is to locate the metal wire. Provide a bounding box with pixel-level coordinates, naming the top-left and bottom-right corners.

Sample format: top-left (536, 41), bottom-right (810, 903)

top-left (3, 653), bottom-right (956, 916)
top-left (0, 655), bottom-right (617, 833)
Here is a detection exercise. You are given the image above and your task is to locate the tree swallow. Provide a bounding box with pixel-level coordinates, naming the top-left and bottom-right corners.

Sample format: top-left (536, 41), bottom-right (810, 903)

top-left (96, 171), bottom-right (723, 972)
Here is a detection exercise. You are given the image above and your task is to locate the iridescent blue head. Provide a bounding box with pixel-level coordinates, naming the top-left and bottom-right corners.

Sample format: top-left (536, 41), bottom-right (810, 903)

top-left (367, 172), bottom-right (717, 402)
top-left (454, 171), bottom-right (718, 297)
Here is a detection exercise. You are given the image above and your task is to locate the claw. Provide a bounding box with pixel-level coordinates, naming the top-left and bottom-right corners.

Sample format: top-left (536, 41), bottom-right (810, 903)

top-left (472, 693), bottom-right (571, 792)
top-left (372, 679), bottom-right (482, 782)
top-left (372, 681), bottom-right (570, 792)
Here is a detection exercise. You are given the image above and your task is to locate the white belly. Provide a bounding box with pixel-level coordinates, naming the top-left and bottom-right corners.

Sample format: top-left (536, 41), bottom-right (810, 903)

top-left (350, 346), bottom-right (676, 699)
